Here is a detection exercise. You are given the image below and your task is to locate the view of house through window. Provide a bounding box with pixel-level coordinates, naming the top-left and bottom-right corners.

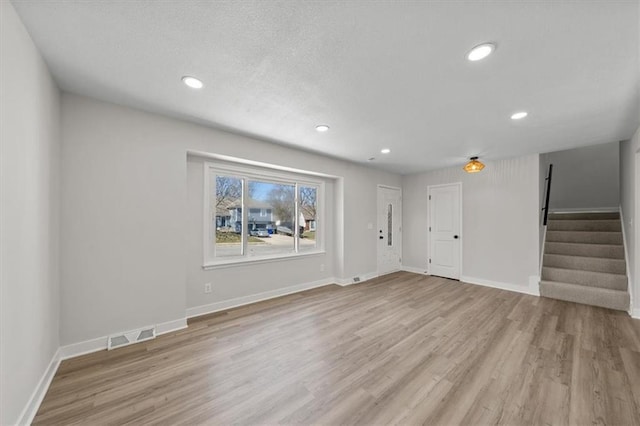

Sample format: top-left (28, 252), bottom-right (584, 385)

top-left (214, 175), bottom-right (243, 258)
top-left (248, 180), bottom-right (295, 257)
top-left (208, 165), bottom-right (322, 264)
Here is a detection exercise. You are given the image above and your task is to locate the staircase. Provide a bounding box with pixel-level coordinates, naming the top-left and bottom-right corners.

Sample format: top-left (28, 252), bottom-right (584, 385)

top-left (540, 212), bottom-right (630, 311)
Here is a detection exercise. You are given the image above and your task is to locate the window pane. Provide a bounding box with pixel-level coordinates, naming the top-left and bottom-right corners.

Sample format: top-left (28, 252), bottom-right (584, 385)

top-left (214, 175), bottom-right (243, 258)
top-left (247, 180), bottom-right (295, 257)
top-left (299, 185), bottom-right (318, 252)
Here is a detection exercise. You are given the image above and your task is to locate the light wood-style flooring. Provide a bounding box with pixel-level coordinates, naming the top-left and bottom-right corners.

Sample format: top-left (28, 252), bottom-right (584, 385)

top-left (34, 272), bottom-right (640, 425)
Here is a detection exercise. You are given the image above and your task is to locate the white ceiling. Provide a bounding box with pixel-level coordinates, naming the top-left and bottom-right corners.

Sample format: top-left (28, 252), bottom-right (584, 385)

top-left (11, 0), bottom-right (640, 174)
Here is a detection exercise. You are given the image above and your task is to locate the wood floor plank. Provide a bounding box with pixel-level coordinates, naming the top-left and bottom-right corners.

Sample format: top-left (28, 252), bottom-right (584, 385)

top-left (33, 272), bottom-right (640, 425)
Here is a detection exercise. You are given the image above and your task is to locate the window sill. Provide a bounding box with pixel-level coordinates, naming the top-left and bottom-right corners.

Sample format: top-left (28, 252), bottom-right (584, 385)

top-left (203, 250), bottom-right (326, 270)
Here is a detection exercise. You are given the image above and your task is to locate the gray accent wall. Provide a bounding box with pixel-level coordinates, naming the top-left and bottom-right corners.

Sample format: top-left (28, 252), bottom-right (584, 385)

top-left (1, 2), bottom-right (61, 424)
top-left (620, 126), bottom-right (640, 315)
top-left (541, 142), bottom-right (620, 212)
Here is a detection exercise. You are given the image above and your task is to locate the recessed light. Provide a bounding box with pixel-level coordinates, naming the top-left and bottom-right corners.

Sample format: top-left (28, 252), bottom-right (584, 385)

top-left (510, 111), bottom-right (528, 120)
top-left (381, 148), bottom-right (391, 154)
top-left (182, 76), bottom-right (203, 89)
top-left (467, 43), bottom-right (496, 61)
top-left (315, 124), bottom-right (330, 132)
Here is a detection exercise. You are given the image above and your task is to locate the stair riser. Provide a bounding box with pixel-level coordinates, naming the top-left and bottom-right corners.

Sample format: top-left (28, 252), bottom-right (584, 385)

top-left (543, 254), bottom-right (626, 275)
top-left (546, 231), bottom-right (623, 245)
top-left (540, 282), bottom-right (629, 311)
top-left (548, 213), bottom-right (620, 221)
top-left (541, 267), bottom-right (627, 291)
top-left (544, 242), bottom-right (624, 259)
top-left (547, 220), bottom-right (621, 232)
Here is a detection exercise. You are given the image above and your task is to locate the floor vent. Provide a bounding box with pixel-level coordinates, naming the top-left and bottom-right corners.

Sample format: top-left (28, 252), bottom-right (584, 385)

top-left (108, 326), bottom-right (156, 350)
top-left (353, 277), bottom-right (361, 283)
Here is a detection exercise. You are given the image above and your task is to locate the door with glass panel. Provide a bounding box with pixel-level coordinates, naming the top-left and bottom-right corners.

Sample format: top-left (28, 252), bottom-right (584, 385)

top-left (377, 186), bottom-right (402, 275)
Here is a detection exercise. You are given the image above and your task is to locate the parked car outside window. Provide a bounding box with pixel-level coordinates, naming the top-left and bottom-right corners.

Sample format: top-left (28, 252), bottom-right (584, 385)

top-left (250, 228), bottom-right (269, 238)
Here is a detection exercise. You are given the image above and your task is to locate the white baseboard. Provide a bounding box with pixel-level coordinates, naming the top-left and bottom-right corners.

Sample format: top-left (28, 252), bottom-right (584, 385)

top-left (528, 275), bottom-right (541, 296)
top-left (60, 335), bottom-right (108, 360)
top-left (60, 317), bottom-right (189, 360)
top-left (461, 275), bottom-right (540, 297)
top-left (156, 318), bottom-right (188, 335)
top-left (186, 277), bottom-right (335, 318)
top-left (401, 265), bottom-right (429, 275)
top-left (632, 308), bottom-right (640, 320)
top-left (336, 271), bottom-right (379, 286)
top-left (16, 348), bottom-right (61, 426)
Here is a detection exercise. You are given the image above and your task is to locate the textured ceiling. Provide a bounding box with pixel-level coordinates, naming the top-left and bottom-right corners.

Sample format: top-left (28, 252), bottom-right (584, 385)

top-left (11, 0), bottom-right (640, 174)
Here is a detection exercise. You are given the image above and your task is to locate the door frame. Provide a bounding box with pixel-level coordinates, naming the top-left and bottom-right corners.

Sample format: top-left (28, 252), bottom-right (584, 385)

top-left (377, 184), bottom-right (403, 276)
top-left (426, 182), bottom-right (463, 278)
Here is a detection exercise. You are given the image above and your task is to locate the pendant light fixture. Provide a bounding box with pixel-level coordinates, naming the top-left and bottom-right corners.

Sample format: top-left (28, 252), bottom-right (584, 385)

top-left (464, 156), bottom-right (485, 173)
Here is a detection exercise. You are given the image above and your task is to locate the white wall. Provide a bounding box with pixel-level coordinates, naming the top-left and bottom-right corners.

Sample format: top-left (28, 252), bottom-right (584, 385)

top-left (60, 96), bottom-right (188, 345)
top-left (620, 126), bottom-right (640, 316)
top-left (61, 94), bottom-right (401, 344)
top-left (0, 2), bottom-right (61, 424)
top-left (541, 142), bottom-right (620, 212)
top-left (402, 155), bottom-right (540, 293)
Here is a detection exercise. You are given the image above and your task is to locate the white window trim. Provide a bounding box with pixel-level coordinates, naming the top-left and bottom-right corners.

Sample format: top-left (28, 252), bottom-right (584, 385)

top-left (203, 161), bottom-right (325, 269)
top-left (203, 250), bottom-right (326, 270)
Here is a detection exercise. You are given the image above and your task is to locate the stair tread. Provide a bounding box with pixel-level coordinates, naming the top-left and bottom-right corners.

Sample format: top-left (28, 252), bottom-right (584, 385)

top-left (545, 230), bottom-right (623, 245)
top-left (542, 266), bottom-right (628, 291)
top-left (545, 242), bottom-right (623, 247)
top-left (542, 266), bottom-right (626, 277)
top-left (539, 280), bottom-right (629, 311)
top-left (544, 253), bottom-right (626, 264)
top-left (540, 280), bottom-right (628, 294)
top-left (547, 219), bottom-right (622, 232)
top-left (543, 254), bottom-right (626, 274)
top-left (544, 242), bottom-right (624, 252)
top-left (548, 213), bottom-right (620, 220)
top-left (547, 230), bottom-right (622, 233)
top-left (548, 218), bottom-right (619, 221)
top-left (549, 221), bottom-right (621, 223)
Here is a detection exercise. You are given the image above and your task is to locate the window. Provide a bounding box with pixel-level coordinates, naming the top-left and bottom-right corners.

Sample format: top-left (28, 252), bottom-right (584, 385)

top-left (247, 179), bottom-right (295, 257)
top-left (212, 174), bottom-right (243, 258)
top-left (205, 162), bottom-right (323, 266)
top-left (298, 185), bottom-right (318, 252)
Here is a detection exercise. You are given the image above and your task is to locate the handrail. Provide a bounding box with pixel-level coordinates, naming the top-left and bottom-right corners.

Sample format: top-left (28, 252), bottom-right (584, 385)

top-left (542, 164), bottom-right (553, 226)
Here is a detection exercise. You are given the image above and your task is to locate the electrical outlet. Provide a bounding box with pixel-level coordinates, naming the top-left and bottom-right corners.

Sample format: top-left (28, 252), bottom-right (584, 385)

top-left (204, 283), bottom-right (212, 294)
top-left (320, 264), bottom-right (325, 272)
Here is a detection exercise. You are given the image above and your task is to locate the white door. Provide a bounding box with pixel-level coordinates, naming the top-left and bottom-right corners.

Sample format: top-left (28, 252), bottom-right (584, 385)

top-left (377, 186), bottom-right (402, 275)
top-left (428, 183), bottom-right (461, 279)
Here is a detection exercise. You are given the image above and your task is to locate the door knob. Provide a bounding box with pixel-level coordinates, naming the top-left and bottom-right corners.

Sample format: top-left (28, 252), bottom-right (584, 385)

top-left (379, 236), bottom-right (384, 239)
top-left (453, 235), bottom-right (459, 239)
